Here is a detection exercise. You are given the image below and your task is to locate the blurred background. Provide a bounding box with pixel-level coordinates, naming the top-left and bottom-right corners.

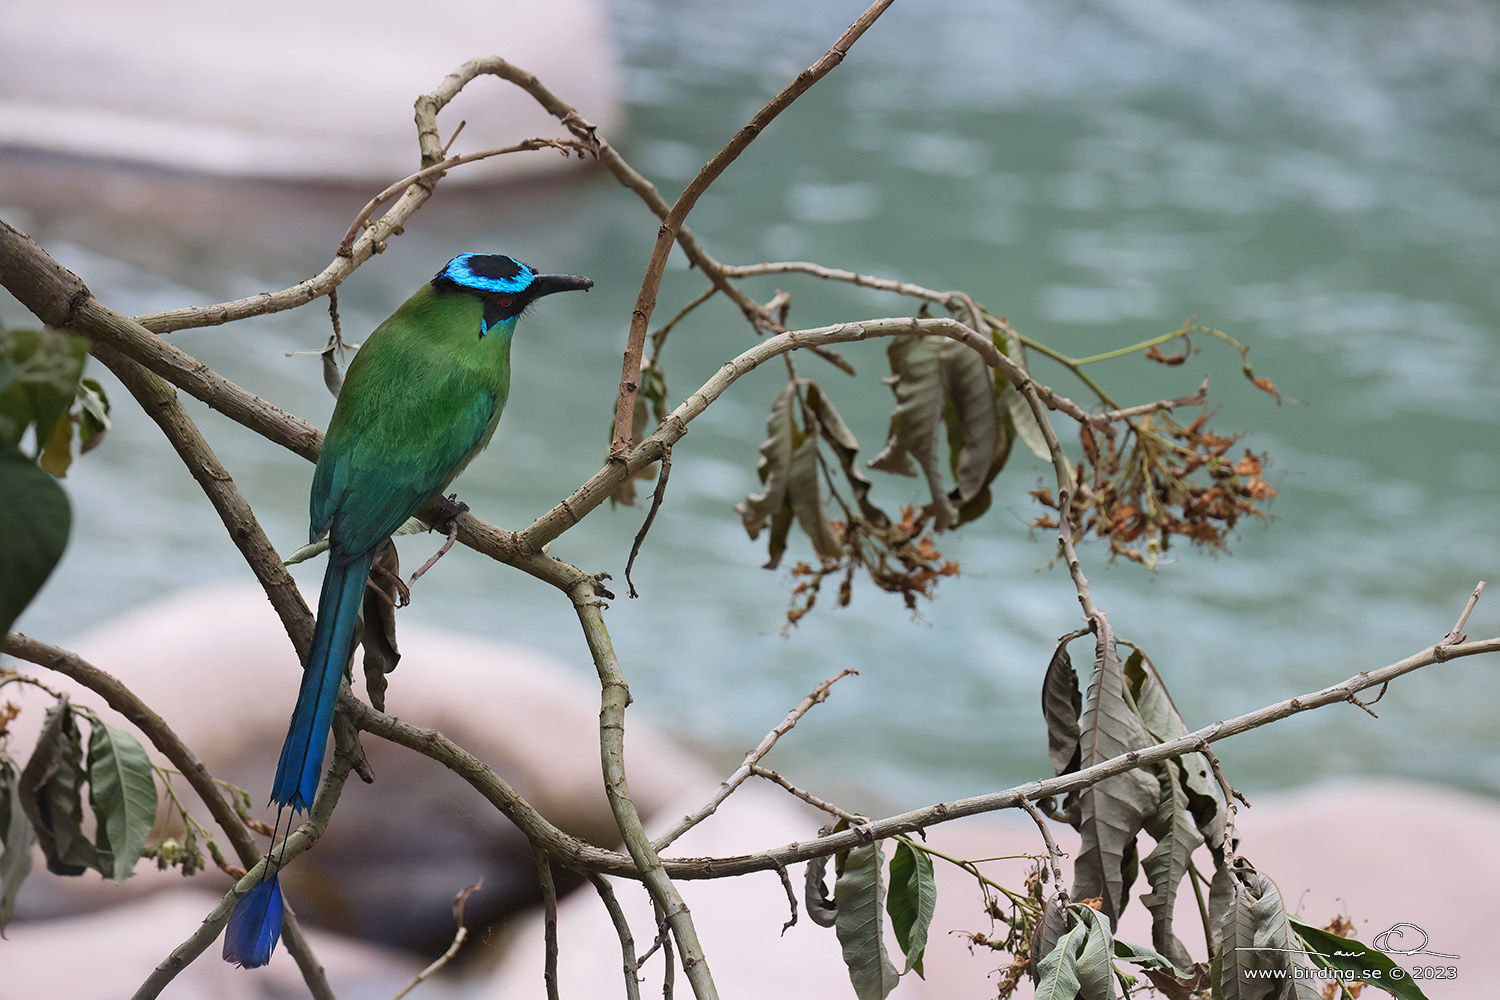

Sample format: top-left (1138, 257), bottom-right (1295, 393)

top-left (2, 0), bottom-right (1499, 821)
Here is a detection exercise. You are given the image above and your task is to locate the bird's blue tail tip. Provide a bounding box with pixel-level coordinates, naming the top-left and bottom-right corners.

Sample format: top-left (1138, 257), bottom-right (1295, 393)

top-left (223, 873), bottom-right (285, 968)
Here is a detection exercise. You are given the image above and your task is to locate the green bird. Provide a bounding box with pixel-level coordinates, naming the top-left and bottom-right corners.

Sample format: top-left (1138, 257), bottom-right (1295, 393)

top-left (224, 252), bottom-right (591, 968)
top-left (277, 252), bottom-right (593, 812)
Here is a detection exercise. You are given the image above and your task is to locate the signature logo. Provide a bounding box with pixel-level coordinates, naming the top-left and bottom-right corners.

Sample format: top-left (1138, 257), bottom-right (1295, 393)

top-left (1368, 922), bottom-right (1458, 960)
top-left (1240, 920), bottom-right (1459, 961)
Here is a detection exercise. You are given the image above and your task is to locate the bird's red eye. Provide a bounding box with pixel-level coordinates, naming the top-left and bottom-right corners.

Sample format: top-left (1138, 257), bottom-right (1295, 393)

top-left (496, 295), bottom-right (513, 308)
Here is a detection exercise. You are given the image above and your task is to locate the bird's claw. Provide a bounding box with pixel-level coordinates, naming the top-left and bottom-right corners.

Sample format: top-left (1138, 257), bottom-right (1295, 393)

top-left (430, 493), bottom-right (470, 535)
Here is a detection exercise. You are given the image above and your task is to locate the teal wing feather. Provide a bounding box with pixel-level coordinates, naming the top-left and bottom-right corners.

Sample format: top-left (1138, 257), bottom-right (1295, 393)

top-left (310, 290), bottom-right (509, 550)
top-left (312, 389), bottom-right (497, 552)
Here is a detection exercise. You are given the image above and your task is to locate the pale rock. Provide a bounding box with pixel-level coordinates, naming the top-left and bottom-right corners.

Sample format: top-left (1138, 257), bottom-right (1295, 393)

top-left (0, 0), bottom-right (620, 183)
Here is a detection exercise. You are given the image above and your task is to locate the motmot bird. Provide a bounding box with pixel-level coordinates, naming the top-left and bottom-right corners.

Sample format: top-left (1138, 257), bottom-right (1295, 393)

top-left (224, 252), bottom-right (591, 968)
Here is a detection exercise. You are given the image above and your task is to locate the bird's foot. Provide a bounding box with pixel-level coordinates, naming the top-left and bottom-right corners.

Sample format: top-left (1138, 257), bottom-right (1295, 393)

top-left (367, 546), bottom-right (411, 608)
top-left (430, 493), bottom-right (470, 536)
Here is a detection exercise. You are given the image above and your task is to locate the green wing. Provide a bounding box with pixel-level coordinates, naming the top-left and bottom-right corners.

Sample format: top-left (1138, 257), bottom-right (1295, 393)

top-left (311, 389), bottom-right (494, 555)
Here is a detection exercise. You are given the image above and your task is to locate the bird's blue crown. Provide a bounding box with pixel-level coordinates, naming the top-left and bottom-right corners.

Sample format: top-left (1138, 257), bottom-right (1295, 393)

top-left (435, 253), bottom-right (535, 295)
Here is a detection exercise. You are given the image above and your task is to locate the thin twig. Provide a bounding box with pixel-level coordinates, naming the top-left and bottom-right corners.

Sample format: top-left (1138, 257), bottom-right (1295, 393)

top-left (587, 874), bottom-right (643, 1000)
top-left (535, 847), bottom-right (561, 1000)
top-left (1440, 580), bottom-right (1485, 651)
top-left (655, 900), bottom-right (675, 1000)
top-left (409, 516), bottom-right (461, 587)
top-left (1092, 376), bottom-right (1210, 425)
top-left (653, 668), bottom-right (858, 850)
top-left (772, 860), bottom-right (798, 934)
top-left (721, 259), bottom-right (955, 308)
top-left (1016, 797), bottom-right (1066, 893)
top-left (336, 137), bottom-right (589, 257)
top-left (635, 914), bottom-right (670, 970)
top-left (391, 880), bottom-right (484, 1000)
top-left (131, 705), bottom-right (358, 1000)
top-left (750, 765), bottom-right (864, 823)
top-left (649, 286), bottom-right (717, 365)
top-left (625, 444), bottom-right (673, 598)
top-left (611, 0), bottom-right (896, 456)
top-left (1197, 743), bottom-right (1245, 867)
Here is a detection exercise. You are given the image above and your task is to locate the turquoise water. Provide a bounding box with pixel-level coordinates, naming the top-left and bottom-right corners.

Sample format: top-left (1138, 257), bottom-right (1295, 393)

top-left (4, 0), bottom-right (1499, 812)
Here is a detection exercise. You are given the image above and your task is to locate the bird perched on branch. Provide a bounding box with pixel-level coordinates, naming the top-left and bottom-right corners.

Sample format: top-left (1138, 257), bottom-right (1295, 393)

top-left (223, 252), bottom-right (593, 968)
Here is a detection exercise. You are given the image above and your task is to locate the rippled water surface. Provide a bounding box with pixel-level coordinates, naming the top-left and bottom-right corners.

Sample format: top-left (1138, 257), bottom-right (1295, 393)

top-left (4, 0), bottom-right (1499, 809)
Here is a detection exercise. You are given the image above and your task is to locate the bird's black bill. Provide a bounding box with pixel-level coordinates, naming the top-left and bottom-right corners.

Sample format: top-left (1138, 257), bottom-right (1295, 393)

top-left (527, 273), bottom-right (594, 299)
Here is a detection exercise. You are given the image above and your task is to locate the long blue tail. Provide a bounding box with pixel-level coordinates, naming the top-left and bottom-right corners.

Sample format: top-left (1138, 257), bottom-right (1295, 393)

top-left (271, 547), bottom-right (376, 812)
top-left (223, 872), bottom-right (284, 967)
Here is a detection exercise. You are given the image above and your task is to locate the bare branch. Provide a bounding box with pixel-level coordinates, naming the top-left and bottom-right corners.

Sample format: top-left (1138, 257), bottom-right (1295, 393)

top-left (587, 874), bottom-right (643, 1000)
top-left (652, 669), bottom-right (858, 851)
top-left (570, 577), bottom-right (717, 999)
top-left (750, 764), bottom-right (863, 824)
top-left (89, 342), bottom-right (314, 659)
top-left (625, 444), bottom-right (672, 599)
top-left (130, 695), bottom-right (360, 999)
top-left (611, 0), bottom-right (897, 457)
top-left (645, 633), bottom-right (1500, 880)
top-left (342, 694), bottom-right (618, 870)
top-left (0, 633), bottom-right (334, 997)
top-left (391, 881), bottom-right (484, 1000)
top-left (535, 847), bottom-right (561, 1000)
top-left (1441, 579), bottom-right (1485, 650)
top-left (337, 138), bottom-right (589, 257)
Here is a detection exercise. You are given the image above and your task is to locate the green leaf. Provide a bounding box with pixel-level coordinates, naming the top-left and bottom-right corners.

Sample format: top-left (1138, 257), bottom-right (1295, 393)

top-left (1123, 647), bottom-right (1227, 858)
top-left (0, 327), bottom-right (89, 453)
top-left (1214, 862), bottom-right (1323, 1000)
top-left (886, 837), bottom-right (936, 976)
top-left (75, 378), bottom-right (112, 453)
top-left (1289, 918), bottom-right (1433, 1000)
top-left (1072, 636), bottom-right (1158, 926)
top-left (0, 754), bottom-right (36, 930)
top-left (18, 700), bottom-right (98, 875)
top-left (0, 442), bottom-right (72, 639)
top-left (834, 840), bottom-right (900, 1000)
top-left (1035, 904), bottom-right (1118, 1000)
top-left (86, 719), bottom-right (159, 883)
top-left (1031, 892), bottom-right (1069, 979)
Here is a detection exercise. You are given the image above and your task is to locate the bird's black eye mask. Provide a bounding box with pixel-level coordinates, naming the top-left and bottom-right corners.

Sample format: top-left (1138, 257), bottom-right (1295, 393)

top-left (480, 295), bottom-right (523, 336)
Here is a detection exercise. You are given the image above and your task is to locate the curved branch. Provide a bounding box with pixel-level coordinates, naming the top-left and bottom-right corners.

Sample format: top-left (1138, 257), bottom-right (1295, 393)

top-left (648, 633), bottom-right (1500, 879)
top-left (0, 634), bottom-right (333, 998)
top-left (652, 668), bottom-right (857, 851)
top-left (342, 693), bottom-right (621, 870)
top-left (132, 710), bottom-right (358, 999)
top-left (570, 577), bottom-right (716, 998)
top-left (610, 0), bottom-right (897, 456)
top-left (89, 341), bottom-right (314, 659)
